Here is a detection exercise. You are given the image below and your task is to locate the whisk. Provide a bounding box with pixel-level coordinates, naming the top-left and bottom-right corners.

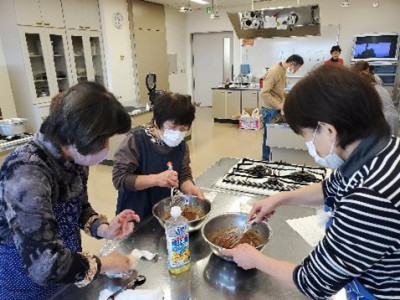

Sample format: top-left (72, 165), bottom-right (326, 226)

top-left (223, 220), bottom-right (256, 249)
top-left (166, 161), bottom-right (179, 208)
top-left (167, 161), bottom-right (174, 198)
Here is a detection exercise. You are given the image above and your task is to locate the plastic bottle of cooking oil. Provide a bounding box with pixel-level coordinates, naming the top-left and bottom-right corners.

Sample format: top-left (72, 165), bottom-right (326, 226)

top-left (165, 206), bottom-right (190, 274)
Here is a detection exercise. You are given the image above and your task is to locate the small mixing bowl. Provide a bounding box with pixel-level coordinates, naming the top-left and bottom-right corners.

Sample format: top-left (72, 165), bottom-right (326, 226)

top-left (152, 194), bottom-right (212, 232)
top-left (201, 212), bottom-right (272, 261)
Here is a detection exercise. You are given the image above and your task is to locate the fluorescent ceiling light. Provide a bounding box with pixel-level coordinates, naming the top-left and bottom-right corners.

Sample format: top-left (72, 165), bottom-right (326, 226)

top-left (191, 0), bottom-right (209, 4)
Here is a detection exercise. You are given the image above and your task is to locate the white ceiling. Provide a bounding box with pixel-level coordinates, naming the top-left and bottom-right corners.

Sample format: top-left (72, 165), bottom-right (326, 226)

top-left (143, 0), bottom-right (276, 10)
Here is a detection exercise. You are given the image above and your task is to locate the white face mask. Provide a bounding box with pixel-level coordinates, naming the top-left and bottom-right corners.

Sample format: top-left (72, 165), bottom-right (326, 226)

top-left (69, 145), bottom-right (109, 166)
top-left (161, 129), bottom-right (186, 147)
top-left (305, 127), bottom-right (344, 169)
top-left (287, 63), bottom-right (297, 74)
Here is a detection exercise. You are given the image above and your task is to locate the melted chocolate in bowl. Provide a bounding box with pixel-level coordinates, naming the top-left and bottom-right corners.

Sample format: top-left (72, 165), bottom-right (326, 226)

top-left (209, 227), bottom-right (265, 249)
top-left (162, 206), bottom-right (206, 222)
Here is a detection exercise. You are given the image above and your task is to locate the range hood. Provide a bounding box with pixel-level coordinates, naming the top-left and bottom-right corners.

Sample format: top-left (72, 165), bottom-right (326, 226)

top-left (228, 4), bottom-right (320, 39)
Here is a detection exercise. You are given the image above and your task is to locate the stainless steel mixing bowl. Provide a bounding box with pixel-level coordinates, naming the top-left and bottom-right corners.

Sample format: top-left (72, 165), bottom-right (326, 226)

top-left (201, 212), bottom-right (272, 261)
top-left (152, 194), bottom-right (212, 232)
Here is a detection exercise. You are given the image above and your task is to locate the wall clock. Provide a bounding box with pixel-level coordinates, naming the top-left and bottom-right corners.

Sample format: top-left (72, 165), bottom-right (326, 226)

top-left (113, 12), bottom-right (124, 29)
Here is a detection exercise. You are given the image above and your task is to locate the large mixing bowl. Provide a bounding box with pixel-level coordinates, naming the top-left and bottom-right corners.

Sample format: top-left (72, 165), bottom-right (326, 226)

top-left (201, 212), bottom-right (272, 261)
top-left (152, 194), bottom-right (212, 232)
top-left (0, 118), bottom-right (27, 136)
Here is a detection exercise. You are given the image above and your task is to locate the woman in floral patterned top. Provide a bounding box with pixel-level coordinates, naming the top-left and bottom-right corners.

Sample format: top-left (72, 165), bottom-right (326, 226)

top-left (0, 82), bottom-right (140, 299)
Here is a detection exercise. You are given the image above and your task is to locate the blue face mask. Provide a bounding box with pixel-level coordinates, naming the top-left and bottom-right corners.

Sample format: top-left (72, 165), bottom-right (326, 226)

top-left (305, 126), bottom-right (344, 169)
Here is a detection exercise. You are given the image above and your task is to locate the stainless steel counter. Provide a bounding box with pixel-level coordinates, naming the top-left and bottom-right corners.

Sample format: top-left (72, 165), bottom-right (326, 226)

top-left (53, 158), bottom-right (316, 299)
top-left (212, 87), bottom-right (260, 91)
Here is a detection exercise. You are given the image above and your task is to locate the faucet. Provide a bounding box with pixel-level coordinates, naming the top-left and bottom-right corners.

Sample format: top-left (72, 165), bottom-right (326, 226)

top-left (235, 74), bottom-right (244, 86)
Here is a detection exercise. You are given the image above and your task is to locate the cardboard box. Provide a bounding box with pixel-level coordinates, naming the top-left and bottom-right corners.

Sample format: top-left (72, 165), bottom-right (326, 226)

top-left (239, 108), bottom-right (263, 130)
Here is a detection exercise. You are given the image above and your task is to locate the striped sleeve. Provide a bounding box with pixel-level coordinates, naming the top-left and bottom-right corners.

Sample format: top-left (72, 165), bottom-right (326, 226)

top-left (322, 169), bottom-right (341, 199)
top-left (293, 186), bottom-right (400, 299)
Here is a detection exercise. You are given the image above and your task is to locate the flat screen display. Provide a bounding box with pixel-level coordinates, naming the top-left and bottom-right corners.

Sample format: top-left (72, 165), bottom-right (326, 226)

top-left (352, 34), bottom-right (399, 61)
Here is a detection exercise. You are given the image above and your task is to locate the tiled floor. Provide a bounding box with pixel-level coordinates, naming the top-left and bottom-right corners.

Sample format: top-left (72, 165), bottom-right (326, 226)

top-left (82, 107), bottom-right (263, 253)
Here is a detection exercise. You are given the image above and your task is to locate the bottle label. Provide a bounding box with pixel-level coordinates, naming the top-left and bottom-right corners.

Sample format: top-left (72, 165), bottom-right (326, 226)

top-left (167, 225), bottom-right (190, 269)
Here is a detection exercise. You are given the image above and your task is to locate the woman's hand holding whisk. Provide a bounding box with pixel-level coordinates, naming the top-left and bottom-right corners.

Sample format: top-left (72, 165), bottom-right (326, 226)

top-left (247, 195), bottom-right (282, 223)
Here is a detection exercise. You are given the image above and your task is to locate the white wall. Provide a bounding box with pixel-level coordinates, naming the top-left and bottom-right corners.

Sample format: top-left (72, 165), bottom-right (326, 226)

top-left (98, 0), bottom-right (137, 106)
top-left (164, 7), bottom-right (188, 94)
top-left (184, 10), bottom-right (241, 95)
top-left (0, 36), bottom-right (17, 119)
top-left (162, 0), bottom-right (400, 96)
top-left (320, 0), bottom-right (400, 64)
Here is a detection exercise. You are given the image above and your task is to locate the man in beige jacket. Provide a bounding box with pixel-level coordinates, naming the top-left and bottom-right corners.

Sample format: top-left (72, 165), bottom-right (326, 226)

top-left (261, 54), bottom-right (304, 160)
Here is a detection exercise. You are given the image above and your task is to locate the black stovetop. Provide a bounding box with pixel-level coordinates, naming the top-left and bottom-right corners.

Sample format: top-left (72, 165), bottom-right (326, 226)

top-left (214, 158), bottom-right (328, 196)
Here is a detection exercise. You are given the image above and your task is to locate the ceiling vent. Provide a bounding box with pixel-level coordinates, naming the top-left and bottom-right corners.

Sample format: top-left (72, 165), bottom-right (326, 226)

top-left (228, 4), bottom-right (320, 39)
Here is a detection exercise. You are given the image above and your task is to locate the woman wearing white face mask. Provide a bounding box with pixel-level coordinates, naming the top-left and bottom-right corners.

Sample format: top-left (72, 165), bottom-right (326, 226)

top-left (223, 65), bottom-right (400, 299)
top-left (0, 82), bottom-right (141, 299)
top-left (113, 92), bottom-right (204, 220)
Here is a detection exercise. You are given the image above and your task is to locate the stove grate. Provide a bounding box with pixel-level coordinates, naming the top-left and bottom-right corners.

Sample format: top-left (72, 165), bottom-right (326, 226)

top-left (214, 158), bottom-right (329, 196)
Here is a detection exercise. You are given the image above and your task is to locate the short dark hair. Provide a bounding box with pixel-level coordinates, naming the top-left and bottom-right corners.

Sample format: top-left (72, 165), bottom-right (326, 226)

top-left (351, 60), bottom-right (376, 83)
top-left (284, 65), bottom-right (389, 148)
top-left (286, 54), bottom-right (304, 66)
top-left (330, 45), bottom-right (342, 53)
top-left (153, 92), bottom-right (195, 129)
top-left (351, 60), bottom-right (369, 72)
top-left (40, 82), bottom-right (131, 155)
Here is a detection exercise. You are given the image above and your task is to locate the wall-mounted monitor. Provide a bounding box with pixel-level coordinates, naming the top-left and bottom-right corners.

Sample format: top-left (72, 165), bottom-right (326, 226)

top-left (351, 33), bottom-right (399, 61)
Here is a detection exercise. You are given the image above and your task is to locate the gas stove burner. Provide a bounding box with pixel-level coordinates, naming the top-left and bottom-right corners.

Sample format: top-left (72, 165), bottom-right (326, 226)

top-left (0, 132), bottom-right (34, 150)
top-left (287, 170), bottom-right (317, 183)
top-left (0, 132), bottom-right (33, 140)
top-left (214, 158), bottom-right (329, 196)
top-left (248, 165), bottom-right (272, 178)
top-left (266, 177), bottom-right (281, 185)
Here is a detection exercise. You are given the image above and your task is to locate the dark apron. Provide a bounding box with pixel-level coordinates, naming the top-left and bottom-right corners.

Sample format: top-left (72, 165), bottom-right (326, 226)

top-left (324, 197), bottom-right (376, 300)
top-left (0, 194), bottom-right (83, 299)
top-left (116, 129), bottom-right (185, 220)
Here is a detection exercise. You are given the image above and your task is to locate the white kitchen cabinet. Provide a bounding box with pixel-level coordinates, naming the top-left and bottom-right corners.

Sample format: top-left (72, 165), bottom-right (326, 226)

top-left (0, 36), bottom-right (17, 119)
top-left (67, 30), bottom-right (106, 85)
top-left (0, 0), bottom-right (104, 134)
top-left (241, 90), bottom-right (258, 110)
top-left (14, 0), bottom-right (64, 28)
top-left (267, 125), bottom-right (317, 166)
top-left (212, 90), bottom-right (226, 119)
top-left (226, 91), bottom-right (241, 119)
top-left (212, 89), bottom-right (241, 119)
top-left (62, 0), bottom-right (101, 31)
top-left (19, 27), bottom-right (74, 104)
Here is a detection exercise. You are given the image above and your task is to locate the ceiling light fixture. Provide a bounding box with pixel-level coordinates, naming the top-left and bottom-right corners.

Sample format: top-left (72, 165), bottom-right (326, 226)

top-left (209, 0), bottom-right (219, 19)
top-left (210, 11), bottom-right (219, 19)
top-left (179, 0), bottom-right (192, 13)
top-left (191, 0), bottom-right (209, 4)
top-left (341, 0), bottom-right (350, 8)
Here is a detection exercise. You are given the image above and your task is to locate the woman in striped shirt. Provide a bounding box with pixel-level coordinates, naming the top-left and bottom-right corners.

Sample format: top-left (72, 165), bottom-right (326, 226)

top-left (224, 65), bottom-right (400, 299)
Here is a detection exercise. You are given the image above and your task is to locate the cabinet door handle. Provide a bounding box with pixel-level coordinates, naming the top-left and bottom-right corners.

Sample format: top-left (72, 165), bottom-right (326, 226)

top-left (36, 21), bottom-right (43, 25)
top-left (85, 26), bottom-right (90, 29)
top-left (252, 92), bottom-right (257, 95)
top-left (227, 92), bottom-right (232, 94)
top-left (79, 25), bottom-right (84, 29)
top-left (44, 22), bottom-right (50, 25)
